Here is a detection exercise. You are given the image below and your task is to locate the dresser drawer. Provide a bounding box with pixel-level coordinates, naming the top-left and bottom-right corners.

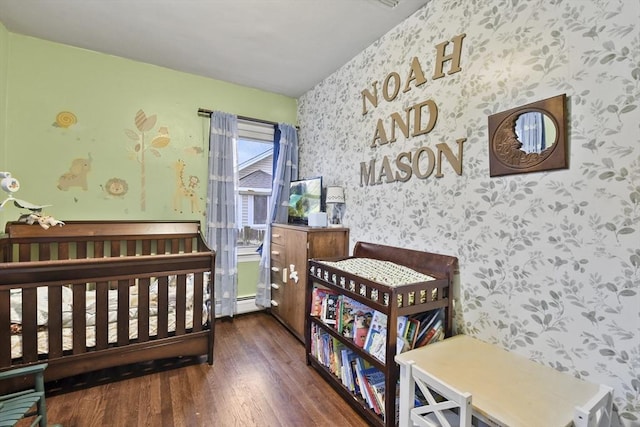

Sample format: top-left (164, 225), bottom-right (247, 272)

top-left (270, 282), bottom-right (282, 314)
top-left (271, 228), bottom-right (285, 246)
top-left (270, 255), bottom-right (286, 283)
top-left (270, 243), bottom-right (285, 265)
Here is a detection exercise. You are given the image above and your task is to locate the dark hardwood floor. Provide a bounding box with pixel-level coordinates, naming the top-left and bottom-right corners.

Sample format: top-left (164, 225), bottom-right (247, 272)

top-left (36, 312), bottom-right (371, 427)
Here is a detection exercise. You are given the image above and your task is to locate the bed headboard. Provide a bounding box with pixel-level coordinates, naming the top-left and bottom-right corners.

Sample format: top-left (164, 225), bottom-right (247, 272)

top-left (353, 241), bottom-right (457, 281)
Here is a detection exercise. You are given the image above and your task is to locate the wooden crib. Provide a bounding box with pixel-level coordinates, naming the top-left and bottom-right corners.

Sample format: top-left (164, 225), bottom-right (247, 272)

top-left (0, 220), bottom-right (215, 390)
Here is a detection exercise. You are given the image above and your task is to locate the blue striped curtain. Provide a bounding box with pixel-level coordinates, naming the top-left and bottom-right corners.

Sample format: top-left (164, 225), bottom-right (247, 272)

top-left (206, 111), bottom-right (238, 317)
top-left (255, 124), bottom-right (298, 308)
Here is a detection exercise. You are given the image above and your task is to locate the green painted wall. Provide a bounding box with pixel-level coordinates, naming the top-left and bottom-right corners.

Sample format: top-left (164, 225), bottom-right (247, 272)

top-left (238, 260), bottom-right (260, 298)
top-left (1, 33), bottom-right (297, 225)
top-left (0, 23), bottom-right (9, 226)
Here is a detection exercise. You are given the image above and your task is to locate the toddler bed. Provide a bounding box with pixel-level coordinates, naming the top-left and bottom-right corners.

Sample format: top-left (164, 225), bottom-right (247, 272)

top-left (0, 220), bottom-right (215, 390)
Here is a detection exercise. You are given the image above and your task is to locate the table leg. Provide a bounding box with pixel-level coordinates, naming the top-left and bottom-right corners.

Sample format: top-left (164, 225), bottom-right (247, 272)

top-left (398, 359), bottom-right (416, 427)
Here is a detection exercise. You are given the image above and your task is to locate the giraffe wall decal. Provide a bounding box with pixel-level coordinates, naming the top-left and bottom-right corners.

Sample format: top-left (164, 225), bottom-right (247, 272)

top-left (172, 159), bottom-right (202, 214)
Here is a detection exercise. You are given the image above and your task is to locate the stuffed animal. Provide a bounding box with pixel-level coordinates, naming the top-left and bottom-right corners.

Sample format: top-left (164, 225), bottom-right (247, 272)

top-left (37, 215), bottom-right (65, 229)
top-left (19, 213), bottom-right (65, 229)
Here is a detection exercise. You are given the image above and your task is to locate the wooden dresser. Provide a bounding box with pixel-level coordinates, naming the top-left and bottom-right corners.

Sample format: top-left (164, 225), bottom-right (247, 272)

top-left (270, 224), bottom-right (349, 342)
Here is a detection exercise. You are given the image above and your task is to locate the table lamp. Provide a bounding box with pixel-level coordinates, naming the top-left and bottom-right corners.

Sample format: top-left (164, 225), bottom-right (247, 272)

top-left (325, 186), bottom-right (345, 227)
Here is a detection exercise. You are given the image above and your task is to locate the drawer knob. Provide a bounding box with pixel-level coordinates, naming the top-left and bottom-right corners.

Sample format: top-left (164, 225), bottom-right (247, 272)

top-left (271, 250), bottom-right (280, 256)
top-left (271, 283), bottom-right (280, 290)
top-left (271, 266), bottom-right (280, 272)
top-left (270, 300), bottom-right (279, 307)
top-left (272, 234), bottom-right (281, 238)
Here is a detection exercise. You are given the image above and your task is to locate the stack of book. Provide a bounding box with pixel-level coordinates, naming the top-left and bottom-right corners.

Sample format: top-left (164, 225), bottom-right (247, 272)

top-left (310, 286), bottom-right (446, 422)
top-left (309, 322), bottom-right (387, 417)
top-left (311, 288), bottom-right (376, 349)
top-left (311, 286), bottom-right (445, 359)
top-left (397, 308), bottom-right (445, 353)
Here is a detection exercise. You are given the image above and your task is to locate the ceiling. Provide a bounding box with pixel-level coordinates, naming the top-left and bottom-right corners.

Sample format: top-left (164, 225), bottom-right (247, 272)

top-left (0, 0), bottom-right (428, 98)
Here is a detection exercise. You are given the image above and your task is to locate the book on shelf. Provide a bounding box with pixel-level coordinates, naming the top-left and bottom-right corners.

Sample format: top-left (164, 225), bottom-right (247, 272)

top-left (354, 357), bottom-right (378, 413)
top-left (362, 373), bottom-right (381, 415)
top-left (321, 331), bottom-right (331, 367)
top-left (361, 366), bottom-right (386, 416)
top-left (338, 296), bottom-right (374, 348)
top-left (322, 292), bottom-right (340, 326)
top-left (348, 355), bottom-right (361, 396)
top-left (403, 317), bottom-right (420, 350)
top-left (329, 337), bottom-right (344, 379)
top-left (413, 308), bottom-right (443, 347)
top-left (340, 348), bottom-right (353, 390)
top-left (397, 315), bottom-right (408, 339)
top-left (371, 380), bottom-right (386, 418)
top-left (310, 287), bottom-right (337, 317)
top-left (414, 309), bottom-right (445, 348)
top-left (396, 315), bottom-right (409, 354)
top-left (364, 310), bottom-right (388, 363)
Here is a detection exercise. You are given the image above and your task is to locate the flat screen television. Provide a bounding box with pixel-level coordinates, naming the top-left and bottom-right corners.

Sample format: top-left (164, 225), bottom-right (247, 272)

top-left (287, 176), bottom-right (323, 225)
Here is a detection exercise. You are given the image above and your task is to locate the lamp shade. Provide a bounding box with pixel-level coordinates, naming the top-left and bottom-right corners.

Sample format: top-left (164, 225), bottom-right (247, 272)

top-left (325, 186), bottom-right (345, 204)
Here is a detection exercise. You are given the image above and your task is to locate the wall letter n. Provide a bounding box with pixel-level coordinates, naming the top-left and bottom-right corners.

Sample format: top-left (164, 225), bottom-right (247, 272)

top-left (361, 81), bottom-right (379, 116)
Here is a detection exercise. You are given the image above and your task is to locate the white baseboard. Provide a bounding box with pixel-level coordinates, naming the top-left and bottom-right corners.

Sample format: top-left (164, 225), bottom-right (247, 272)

top-left (214, 296), bottom-right (263, 317)
top-left (236, 297), bottom-right (262, 315)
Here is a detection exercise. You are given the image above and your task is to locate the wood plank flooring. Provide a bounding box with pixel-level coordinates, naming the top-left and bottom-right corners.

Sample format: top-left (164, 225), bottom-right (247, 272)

top-left (36, 312), bottom-right (370, 427)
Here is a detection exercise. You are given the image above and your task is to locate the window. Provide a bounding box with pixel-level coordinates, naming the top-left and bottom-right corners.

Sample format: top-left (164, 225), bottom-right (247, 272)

top-left (237, 120), bottom-right (274, 253)
top-left (252, 195), bottom-right (268, 225)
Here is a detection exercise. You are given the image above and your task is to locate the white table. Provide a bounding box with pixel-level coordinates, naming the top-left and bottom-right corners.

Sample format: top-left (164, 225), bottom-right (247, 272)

top-left (395, 334), bottom-right (611, 427)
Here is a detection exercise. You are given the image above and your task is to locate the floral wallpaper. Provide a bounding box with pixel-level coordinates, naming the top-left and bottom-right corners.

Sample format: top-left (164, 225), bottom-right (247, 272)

top-left (297, 0), bottom-right (639, 423)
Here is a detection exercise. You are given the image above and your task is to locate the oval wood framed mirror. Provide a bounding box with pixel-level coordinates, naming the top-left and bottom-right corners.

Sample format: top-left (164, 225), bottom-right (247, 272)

top-left (488, 94), bottom-right (567, 177)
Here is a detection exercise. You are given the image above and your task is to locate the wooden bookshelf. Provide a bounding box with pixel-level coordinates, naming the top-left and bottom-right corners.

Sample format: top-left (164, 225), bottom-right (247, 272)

top-left (304, 242), bottom-right (457, 427)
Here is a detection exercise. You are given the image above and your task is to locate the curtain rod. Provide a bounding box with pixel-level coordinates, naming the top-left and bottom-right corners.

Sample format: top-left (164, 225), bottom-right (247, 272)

top-left (197, 108), bottom-right (279, 127)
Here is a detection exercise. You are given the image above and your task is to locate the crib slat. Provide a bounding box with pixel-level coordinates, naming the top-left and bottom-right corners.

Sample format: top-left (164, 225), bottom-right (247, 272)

top-left (117, 280), bottom-right (129, 346)
top-left (95, 281), bottom-right (109, 350)
top-left (76, 241), bottom-right (87, 259)
top-left (142, 240), bottom-right (151, 255)
top-left (0, 290), bottom-right (10, 366)
top-left (138, 277), bottom-right (150, 342)
top-left (171, 238), bottom-right (179, 254)
top-left (47, 286), bottom-right (63, 358)
top-left (176, 275), bottom-right (186, 335)
top-left (94, 241), bottom-right (104, 257)
top-left (21, 288), bottom-right (38, 363)
top-left (18, 243), bottom-right (30, 262)
top-left (157, 239), bottom-right (166, 254)
top-left (193, 273), bottom-right (204, 332)
top-left (157, 276), bottom-right (169, 339)
top-left (184, 238), bottom-right (193, 253)
top-left (39, 243), bottom-right (51, 261)
top-left (111, 240), bottom-right (121, 258)
top-left (72, 284), bottom-right (87, 354)
top-left (127, 240), bottom-right (136, 256)
top-left (58, 242), bottom-right (69, 260)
